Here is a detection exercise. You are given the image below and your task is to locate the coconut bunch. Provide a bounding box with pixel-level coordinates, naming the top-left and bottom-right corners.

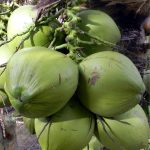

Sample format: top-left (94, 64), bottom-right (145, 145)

top-left (0, 2), bottom-right (149, 150)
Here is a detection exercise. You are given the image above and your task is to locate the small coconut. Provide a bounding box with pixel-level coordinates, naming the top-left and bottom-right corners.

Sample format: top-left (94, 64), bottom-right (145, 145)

top-left (35, 98), bottom-right (95, 150)
top-left (95, 104), bottom-right (149, 150)
top-left (78, 51), bottom-right (145, 117)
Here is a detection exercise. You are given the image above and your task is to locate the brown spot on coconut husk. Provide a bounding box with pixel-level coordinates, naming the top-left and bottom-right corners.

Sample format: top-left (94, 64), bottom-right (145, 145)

top-left (88, 69), bottom-right (100, 86)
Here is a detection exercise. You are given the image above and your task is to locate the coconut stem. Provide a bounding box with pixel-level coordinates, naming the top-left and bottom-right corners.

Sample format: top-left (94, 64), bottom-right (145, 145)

top-left (0, 10), bottom-right (11, 15)
top-left (52, 43), bottom-right (68, 50)
top-left (0, 25), bottom-right (34, 48)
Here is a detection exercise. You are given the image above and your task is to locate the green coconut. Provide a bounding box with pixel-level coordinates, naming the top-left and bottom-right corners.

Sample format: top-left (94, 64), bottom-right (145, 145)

top-left (82, 136), bottom-right (104, 150)
top-left (95, 105), bottom-right (150, 150)
top-left (35, 98), bottom-right (95, 150)
top-left (0, 91), bottom-right (11, 107)
top-left (7, 5), bottom-right (59, 50)
top-left (0, 42), bottom-right (14, 90)
top-left (78, 51), bottom-right (145, 117)
top-left (23, 117), bottom-right (35, 134)
top-left (5, 46), bottom-right (78, 118)
top-left (77, 9), bottom-right (121, 56)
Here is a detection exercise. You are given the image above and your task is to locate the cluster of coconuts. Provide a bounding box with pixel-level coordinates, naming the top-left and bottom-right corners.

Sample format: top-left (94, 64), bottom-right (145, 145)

top-left (0, 4), bottom-right (149, 150)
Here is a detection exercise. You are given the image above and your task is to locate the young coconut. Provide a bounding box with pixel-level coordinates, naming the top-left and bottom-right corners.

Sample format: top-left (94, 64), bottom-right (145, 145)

top-left (78, 51), bottom-right (145, 117)
top-left (7, 5), bottom-right (60, 50)
top-left (76, 9), bottom-right (121, 56)
top-left (5, 46), bottom-right (78, 118)
top-left (0, 42), bottom-right (14, 90)
top-left (35, 97), bottom-right (95, 150)
top-left (95, 104), bottom-right (150, 150)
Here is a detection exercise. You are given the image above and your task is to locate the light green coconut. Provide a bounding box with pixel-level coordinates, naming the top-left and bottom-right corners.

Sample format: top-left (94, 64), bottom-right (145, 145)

top-left (0, 42), bottom-right (14, 90)
top-left (35, 98), bottom-right (95, 150)
top-left (77, 9), bottom-right (121, 56)
top-left (7, 5), bottom-right (59, 50)
top-left (78, 51), bottom-right (145, 117)
top-left (5, 46), bottom-right (78, 118)
top-left (95, 104), bottom-right (150, 150)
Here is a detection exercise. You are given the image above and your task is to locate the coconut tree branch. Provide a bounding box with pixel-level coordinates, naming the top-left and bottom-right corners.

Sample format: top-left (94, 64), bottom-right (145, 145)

top-left (0, 10), bottom-right (11, 15)
top-left (35, 0), bottom-right (61, 22)
top-left (0, 25), bottom-right (34, 47)
top-left (49, 27), bottom-right (63, 48)
top-left (15, 26), bottom-right (36, 52)
top-left (136, 0), bottom-right (147, 14)
top-left (52, 43), bottom-right (68, 50)
top-left (81, 31), bottom-right (116, 48)
top-left (35, 7), bottom-right (65, 26)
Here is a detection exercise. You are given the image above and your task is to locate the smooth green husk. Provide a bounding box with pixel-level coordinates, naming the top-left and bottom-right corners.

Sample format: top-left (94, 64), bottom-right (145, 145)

top-left (35, 98), bottom-right (95, 150)
top-left (5, 46), bottom-right (78, 118)
top-left (0, 42), bottom-right (14, 90)
top-left (78, 51), bottom-right (145, 117)
top-left (77, 10), bottom-right (121, 56)
top-left (23, 117), bottom-right (35, 134)
top-left (95, 105), bottom-right (150, 150)
top-left (7, 5), bottom-right (59, 50)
